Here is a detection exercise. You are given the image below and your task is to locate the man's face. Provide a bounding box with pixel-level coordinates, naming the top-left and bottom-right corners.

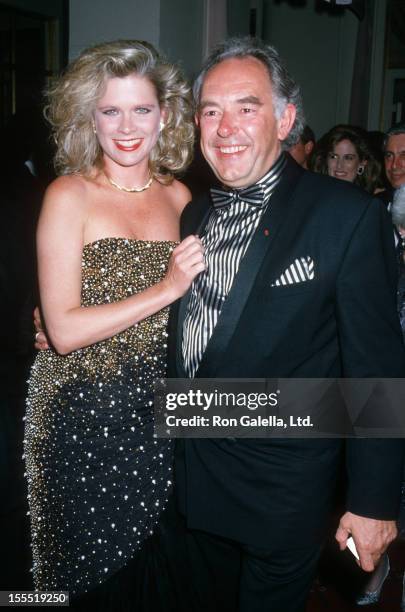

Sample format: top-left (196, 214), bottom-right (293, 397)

top-left (384, 134), bottom-right (405, 189)
top-left (196, 57), bottom-right (296, 189)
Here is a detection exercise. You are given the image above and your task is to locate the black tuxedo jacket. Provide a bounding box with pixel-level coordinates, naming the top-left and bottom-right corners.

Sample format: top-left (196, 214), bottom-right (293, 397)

top-left (167, 157), bottom-right (405, 548)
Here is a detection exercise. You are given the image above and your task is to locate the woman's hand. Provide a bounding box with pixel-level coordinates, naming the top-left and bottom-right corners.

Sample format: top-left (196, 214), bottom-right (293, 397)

top-left (34, 307), bottom-right (50, 350)
top-left (162, 235), bottom-right (205, 300)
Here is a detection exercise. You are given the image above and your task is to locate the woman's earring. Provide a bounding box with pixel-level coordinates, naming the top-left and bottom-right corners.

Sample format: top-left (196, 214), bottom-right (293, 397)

top-left (92, 121), bottom-right (97, 135)
top-left (159, 121), bottom-right (165, 132)
top-left (357, 165), bottom-right (365, 176)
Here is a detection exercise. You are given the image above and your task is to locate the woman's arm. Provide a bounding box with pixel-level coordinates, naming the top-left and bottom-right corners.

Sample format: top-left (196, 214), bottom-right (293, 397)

top-left (37, 177), bottom-right (204, 355)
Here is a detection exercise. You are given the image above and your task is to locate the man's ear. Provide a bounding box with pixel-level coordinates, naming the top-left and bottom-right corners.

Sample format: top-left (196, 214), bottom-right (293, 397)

top-left (277, 103), bottom-right (296, 142)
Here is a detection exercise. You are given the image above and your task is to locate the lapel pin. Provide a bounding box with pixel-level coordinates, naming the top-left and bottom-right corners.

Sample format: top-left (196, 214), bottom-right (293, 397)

top-left (264, 229), bottom-right (270, 236)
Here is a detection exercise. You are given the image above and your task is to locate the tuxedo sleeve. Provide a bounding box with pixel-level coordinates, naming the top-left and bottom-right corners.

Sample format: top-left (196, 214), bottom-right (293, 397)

top-left (336, 197), bottom-right (405, 519)
top-left (180, 194), bottom-right (211, 239)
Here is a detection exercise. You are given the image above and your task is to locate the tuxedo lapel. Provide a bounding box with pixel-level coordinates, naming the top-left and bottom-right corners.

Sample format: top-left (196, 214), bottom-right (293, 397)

top-left (195, 157), bottom-right (304, 377)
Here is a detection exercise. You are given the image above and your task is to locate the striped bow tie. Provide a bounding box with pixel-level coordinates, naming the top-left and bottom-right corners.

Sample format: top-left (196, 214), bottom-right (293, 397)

top-left (210, 183), bottom-right (265, 209)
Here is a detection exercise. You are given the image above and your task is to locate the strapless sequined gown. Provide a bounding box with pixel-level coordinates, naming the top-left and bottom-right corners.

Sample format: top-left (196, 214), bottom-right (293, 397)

top-left (24, 238), bottom-right (177, 601)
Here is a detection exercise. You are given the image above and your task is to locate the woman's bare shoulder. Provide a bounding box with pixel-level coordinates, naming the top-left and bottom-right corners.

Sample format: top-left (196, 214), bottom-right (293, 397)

top-left (38, 176), bottom-right (97, 237)
top-left (45, 174), bottom-right (91, 201)
top-left (163, 179), bottom-right (192, 214)
top-left (42, 174), bottom-right (99, 219)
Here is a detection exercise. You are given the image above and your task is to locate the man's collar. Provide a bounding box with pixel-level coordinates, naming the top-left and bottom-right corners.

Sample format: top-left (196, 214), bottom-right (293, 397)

top-left (210, 153), bottom-right (287, 210)
top-left (256, 152), bottom-right (287, 187)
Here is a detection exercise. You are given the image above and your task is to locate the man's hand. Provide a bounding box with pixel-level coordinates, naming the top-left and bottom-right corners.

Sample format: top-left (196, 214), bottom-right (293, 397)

top-left (33, 307), bottom-right (50, 350)
top-left (335, 511), bottom-right (397, 571)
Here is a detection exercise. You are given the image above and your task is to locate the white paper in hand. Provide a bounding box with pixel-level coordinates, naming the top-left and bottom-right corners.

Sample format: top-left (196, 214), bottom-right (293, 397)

top-left (347, 536), bottom-right (360, 560)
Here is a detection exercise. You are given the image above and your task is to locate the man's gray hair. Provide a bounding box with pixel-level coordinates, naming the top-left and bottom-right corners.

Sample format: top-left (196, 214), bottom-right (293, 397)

top-left (384, 123), bottom-right (405, 149)
top-left (193, 37), bottom-right (305, 149)
top-left (392, 184), bottom-right (405, 229)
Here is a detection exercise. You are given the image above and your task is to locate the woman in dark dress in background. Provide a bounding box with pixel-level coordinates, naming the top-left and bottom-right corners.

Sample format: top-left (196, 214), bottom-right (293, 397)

top-left (24, 40), bottom-right (204, 610)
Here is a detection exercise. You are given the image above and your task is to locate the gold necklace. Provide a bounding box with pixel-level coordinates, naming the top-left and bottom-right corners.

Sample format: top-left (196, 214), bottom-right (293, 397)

top-left (105, 172), bottom-right (153, 193)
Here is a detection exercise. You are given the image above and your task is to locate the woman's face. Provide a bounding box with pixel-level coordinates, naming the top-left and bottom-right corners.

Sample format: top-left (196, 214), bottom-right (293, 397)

top-left (93, 73), bottom-right (164, 170)
top-left (327, 138), bottom-right (365, 183)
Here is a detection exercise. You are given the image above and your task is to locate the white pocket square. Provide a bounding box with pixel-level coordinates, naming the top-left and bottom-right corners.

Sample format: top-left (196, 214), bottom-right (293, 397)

top-left (271, 256), bottom-right (315, 287)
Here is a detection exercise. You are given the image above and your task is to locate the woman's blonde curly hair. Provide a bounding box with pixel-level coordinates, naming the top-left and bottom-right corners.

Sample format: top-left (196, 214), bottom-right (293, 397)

top-left (45, 40), bottom-right (195, 183)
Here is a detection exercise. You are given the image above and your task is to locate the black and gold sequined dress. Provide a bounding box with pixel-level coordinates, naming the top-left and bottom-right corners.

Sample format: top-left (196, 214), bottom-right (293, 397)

top-left (24, 238), bottom-right (176, 601)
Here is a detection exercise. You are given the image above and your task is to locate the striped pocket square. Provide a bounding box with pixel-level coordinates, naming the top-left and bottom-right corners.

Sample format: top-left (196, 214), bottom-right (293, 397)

top-left (271, 256), bottom-right (315, 287)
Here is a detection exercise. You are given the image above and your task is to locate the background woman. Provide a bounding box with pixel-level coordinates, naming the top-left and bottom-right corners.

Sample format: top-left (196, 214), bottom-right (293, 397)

top-left (24, 39), bottom-right (203, 609)
top-left (315, 125), bottom-right (381, 194)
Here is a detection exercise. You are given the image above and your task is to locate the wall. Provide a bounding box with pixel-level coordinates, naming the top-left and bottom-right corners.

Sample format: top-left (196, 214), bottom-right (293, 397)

top-left (228, 0), bottom-right (251, 36)
top-left (159, 0), bottom-right (205, 79)
top-left (69, 0), bottom-right (160, 59)
top-left (68, 0), bottom-right (205, 78)
top-left (262, 0), bottom-right (358, 139)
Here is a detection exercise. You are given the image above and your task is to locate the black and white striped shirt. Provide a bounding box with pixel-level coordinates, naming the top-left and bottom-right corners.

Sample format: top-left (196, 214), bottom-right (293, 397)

top-left (182, 153), bottom-right (286, 377)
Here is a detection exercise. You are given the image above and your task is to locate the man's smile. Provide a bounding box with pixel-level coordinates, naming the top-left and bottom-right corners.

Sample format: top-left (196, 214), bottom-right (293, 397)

top-left (217, 145), bottom-right (248, 155)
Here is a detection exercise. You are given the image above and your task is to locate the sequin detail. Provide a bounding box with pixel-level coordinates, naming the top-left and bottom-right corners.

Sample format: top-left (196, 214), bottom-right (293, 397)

top-left (24, 238), bottom-right (176, 596)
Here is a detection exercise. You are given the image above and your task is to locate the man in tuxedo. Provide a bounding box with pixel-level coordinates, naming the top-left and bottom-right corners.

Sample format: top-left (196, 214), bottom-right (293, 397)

top-left (167, 37), bottom-right (405, 611)
top-left (384, 123), bottom-right (405, 192)
top-left (378, 123), bottom-right (405, 209)
top-left (382, 124), bottom-right (405, 249)
top-left (288, 124), bottom-right (315, 169)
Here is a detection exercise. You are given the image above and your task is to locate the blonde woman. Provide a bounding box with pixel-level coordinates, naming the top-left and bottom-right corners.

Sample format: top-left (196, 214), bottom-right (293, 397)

top-left (24, 40), bottom-right (204, 609)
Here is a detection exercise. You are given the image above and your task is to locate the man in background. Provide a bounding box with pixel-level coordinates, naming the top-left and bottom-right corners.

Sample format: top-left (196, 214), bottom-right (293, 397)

top-left (382, 123), bottom-right (405, 208)
top-left (288, 124), bottom-right (315, 168)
